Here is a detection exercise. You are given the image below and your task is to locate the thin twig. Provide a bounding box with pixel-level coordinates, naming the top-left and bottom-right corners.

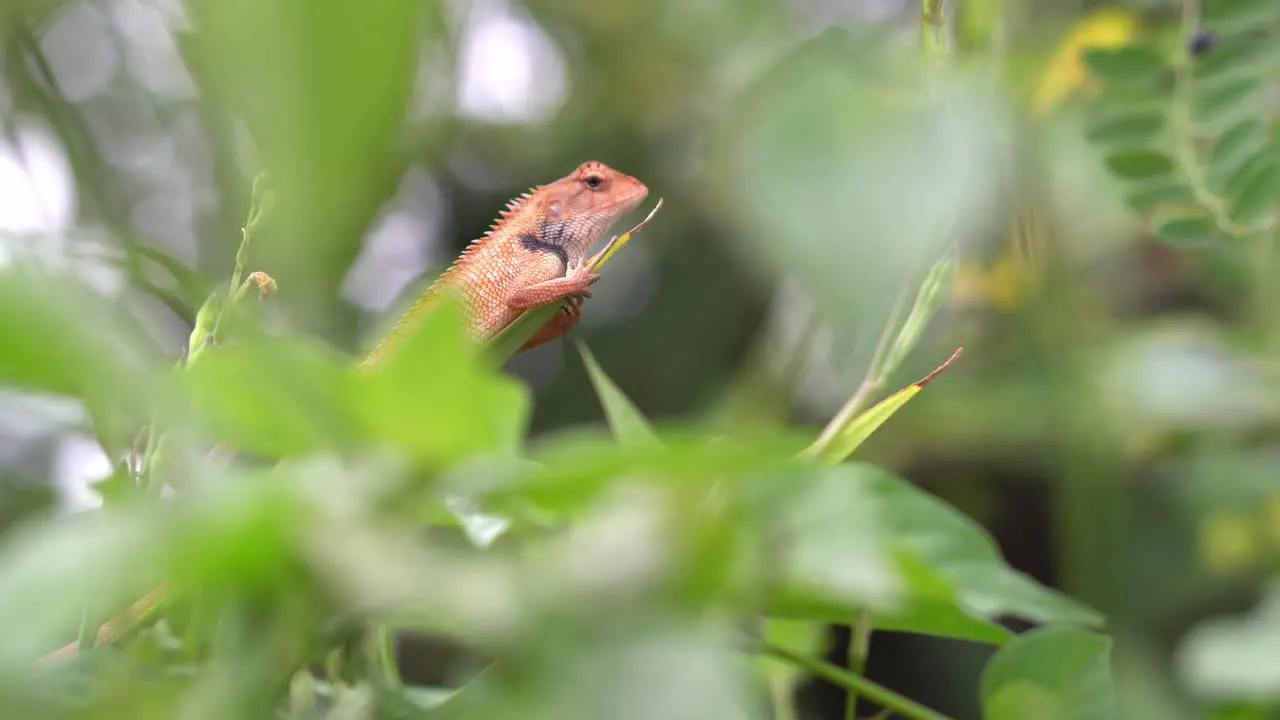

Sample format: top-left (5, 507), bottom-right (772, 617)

top-left (756, 640), bottom-right (955, 720)
top-left (845, 613), bottom-right (873, 720)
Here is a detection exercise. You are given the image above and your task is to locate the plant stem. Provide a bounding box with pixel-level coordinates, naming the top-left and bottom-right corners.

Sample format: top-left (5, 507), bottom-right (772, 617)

top-left (808, 278), bottom-right (913, 456)
top-left (845, 612), bottom-right (873, 720)
top-left (758, 641), bottom-right (954, 720)
top-left (921, 0), bottom-right (950, 62)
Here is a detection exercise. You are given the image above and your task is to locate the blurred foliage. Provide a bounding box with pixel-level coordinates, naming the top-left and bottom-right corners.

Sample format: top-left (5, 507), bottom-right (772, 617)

top-left (0, 0), bottom-right (1280, 718)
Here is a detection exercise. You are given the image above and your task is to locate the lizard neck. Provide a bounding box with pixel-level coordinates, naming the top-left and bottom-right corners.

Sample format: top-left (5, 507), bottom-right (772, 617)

top-left (535, 216), bottom-right (608, 268)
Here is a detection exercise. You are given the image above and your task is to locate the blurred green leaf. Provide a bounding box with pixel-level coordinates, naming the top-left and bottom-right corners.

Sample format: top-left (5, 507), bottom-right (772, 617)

top-left (578, 343), bottom-right (659, 448)
top-left (1155, 215), bottom-right (1220, 245)
top-left (758, 618), bottom-right (829, 697)
top-left (1201, 0), bottom-right (1280, 33)
top-left (0, 510), bottom-right (164, 671)
top-left (180, 0), bottom-right (428, 329)
top-left (0, 265), bottom-right (163, 451)
top-left (767, 465), bottom-right (1102, 645)
top-left (179, 333), bottom-right (356, 458)
top-left (1083, 45), bottom-right (1167, 84)
top-left (1226, 146), bottom-right (1280, 226)
top-left (1208, 120), bottom-right (1267, 192)
top-left (1104, 150), bottom-right (1176, 180)
top-left (354, 296), bottom-right (530, 467)
top-left (1124, 179), bottom-right (1195, 213)
top-left (1193, 35), bottom-right (1280, 82)
top-left (1083, 108), bottom-right (1167, 149)
top-left (713, 30), bottom-right (1006, 336)
top-left (1193, 76), bottom-right (1265, 128)
top-left (981, 627), bottom-right (1115, 720)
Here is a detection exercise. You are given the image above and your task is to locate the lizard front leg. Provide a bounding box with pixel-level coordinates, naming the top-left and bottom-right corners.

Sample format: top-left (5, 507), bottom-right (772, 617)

top-left (505, 263), bottom-right (599, 311)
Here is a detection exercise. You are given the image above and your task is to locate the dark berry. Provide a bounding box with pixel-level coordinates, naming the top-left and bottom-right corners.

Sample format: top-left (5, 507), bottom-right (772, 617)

top-left (1189, 29), bottom-right (1217, 57)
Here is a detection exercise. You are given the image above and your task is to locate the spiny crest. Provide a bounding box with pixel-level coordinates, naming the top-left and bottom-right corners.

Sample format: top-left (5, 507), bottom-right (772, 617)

top-left (430, 182), bottom-right (547, 280)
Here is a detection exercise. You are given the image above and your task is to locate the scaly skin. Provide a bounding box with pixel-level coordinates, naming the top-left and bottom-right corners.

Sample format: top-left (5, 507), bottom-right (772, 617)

top-left (363, 160), bottom-right (649, 366)
top-left (37, 161), bottom-right (649, 668)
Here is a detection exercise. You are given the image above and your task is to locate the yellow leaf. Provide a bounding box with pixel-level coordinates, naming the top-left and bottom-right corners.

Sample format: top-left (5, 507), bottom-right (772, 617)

top-left (1031, 8), bottom-right (1142, 117)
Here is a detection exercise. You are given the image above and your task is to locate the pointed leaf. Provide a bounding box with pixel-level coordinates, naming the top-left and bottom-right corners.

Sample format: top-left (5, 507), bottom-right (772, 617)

top-left (801, 349), bottom-right (963, 466)
top-left (578, 343), bottom-right (659, 448)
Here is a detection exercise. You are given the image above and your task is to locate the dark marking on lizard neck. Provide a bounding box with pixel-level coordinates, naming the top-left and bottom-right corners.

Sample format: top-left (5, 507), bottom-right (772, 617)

top-left (518, 230), bottom-right (569, 267)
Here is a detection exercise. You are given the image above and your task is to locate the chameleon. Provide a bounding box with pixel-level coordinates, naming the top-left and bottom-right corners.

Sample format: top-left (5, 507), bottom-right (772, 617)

top-left (362, 159), bottom-right (650, 366)
top-left (36, 160), bottom-right (650, 667)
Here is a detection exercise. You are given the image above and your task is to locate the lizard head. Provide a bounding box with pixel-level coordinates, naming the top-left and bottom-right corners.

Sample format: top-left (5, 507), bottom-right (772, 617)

top-left (536, 161), bottom-right (649, 259)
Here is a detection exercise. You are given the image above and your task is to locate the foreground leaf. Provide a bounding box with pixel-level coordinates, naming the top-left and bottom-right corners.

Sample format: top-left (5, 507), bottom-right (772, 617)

top-left (981, 627), bottom-right (1115, 720)
top-left (354, 296), bottom-right (530, 466)
top-left (768, 465), bottom-right (1102, 645)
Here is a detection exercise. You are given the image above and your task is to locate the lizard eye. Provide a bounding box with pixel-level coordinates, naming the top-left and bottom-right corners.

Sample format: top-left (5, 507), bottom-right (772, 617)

top-left (584, 174), bottom-right (604, 191)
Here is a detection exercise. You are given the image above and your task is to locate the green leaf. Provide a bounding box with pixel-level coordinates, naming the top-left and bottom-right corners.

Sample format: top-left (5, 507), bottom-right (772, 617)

top-left (1193, 35), bottom-right (1280, 83)
top-left (801, 348), bottom-right (962, 466)
top-left (982, 627), bottom-right (1115, 720)
top-left (1155, 215), bottom-right (1220, 245)
top-left (354, 295), bottom-right (530, 466)
top-left (1083, 108), bottom-right (1166, 148)
top-left (1104, 150), bottom-right (1175, 180)
top-left (180, 0), bottom-right (428, 331)
top-left (1083, 45), bottom-right (1168, 86)
top-left (766, 465), bottom-right (1103, 645)
top-left (578, 343), bottom-right (660, 448)
top-left (711, 32), bottom-right (1006, 339)
top-left (1208, 120), bottom-right (1267, 192)
top-left (179, 333), bottom-right (356, 458)
top-left (1226, 147), bottom-right (1280, 226)
top-left (1193, 75), bottom-right (1264, 128)
top-left (1201, 0), bottom-right (1280, 33)
top-left (0, 264), bottom-right (162, 415)
top-left (1124, 180), bottom-right (1194, 213)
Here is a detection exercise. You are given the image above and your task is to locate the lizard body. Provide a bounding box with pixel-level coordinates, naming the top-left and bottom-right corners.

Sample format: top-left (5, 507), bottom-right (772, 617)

top-left (38, 161), bottom-right (648, 667)
top-left (362, 160), bottom-right (648, 366)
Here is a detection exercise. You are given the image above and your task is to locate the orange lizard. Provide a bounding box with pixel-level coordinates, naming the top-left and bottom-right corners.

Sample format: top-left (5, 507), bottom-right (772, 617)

top-left (37, 160), bottom-right (650, 667)
top-left (363, 159), bottom-right (649, 365)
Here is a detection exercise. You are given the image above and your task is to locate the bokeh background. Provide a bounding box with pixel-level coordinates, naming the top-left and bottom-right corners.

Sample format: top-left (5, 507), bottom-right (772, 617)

top-left (1, 0), bottom-right (1278, 718)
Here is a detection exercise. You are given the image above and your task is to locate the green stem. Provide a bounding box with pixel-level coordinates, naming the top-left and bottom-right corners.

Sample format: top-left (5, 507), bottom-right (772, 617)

top-left (373, 624), bottom-right (401, 688)
top-left (845, 613), bottom-right (873, 720)
top-left (921, 0), bottom-right (950, 62)
top-left (758, 641), bottom-right (954, 720)
top-left (807, 278), bottom-right (913, 457)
